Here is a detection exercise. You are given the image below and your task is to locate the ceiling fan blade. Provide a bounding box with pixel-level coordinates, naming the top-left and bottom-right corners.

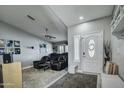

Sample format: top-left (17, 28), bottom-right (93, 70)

top-left (45, 35), bottom-right (56, 39)
top-left (51, 36), bottom-right (56, 38)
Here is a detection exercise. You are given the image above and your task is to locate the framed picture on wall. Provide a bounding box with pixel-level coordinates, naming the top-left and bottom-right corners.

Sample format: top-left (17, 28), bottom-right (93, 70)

top-left (39, 44), bottom-right (46, 48)
top-left (39, 44), bottom-right (42, 48)
top-left (43, 44), bottom-right (46, 48)
top-left (7, 40), bottom-right (14, 47)
top-left (0, 39), bottom-right (5, 47)
top-left (14, 41), bottom-right (20, 47)
top-left (0, 48), bottom-right (5, 55)
top-left (15, 48), bottom-right (21, 54)
top-left (7, 48), bottom-right (14, 54)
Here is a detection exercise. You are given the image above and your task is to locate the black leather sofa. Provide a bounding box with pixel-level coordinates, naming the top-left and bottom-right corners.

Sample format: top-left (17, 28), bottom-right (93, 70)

top-left (33, 53), bottom-right (68, 71)
top-left (49, 53), bottom-right (68, 71)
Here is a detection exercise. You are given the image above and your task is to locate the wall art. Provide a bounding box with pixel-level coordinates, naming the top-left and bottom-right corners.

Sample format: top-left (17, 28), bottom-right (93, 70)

top-left (7, 48), bottom-right (14, 54)
top-left (0, 48), bottom-right (5, 55)
top-left (0, 39), bottom-right (5, 47)
top-left (7, 40), bottom-right (14, 47)
top-left (14, 41), bottom-right (20, 47)
top-left (15, 48), bottom-right (21, 54)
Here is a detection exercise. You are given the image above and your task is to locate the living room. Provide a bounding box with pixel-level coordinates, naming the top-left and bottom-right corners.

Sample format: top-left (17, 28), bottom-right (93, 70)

top-left (0, 4), bottom-right (124, 88)
top-left (0, 5), bottom-right (68, 88)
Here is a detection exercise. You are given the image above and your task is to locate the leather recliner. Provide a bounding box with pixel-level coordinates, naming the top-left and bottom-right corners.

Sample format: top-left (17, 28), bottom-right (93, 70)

top-left (50, 53), bottom-right (68, 71)
top-left (33, 56), bottom-right (50, 69)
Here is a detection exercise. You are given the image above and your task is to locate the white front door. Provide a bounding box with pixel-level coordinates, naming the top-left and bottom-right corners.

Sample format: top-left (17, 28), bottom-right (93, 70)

top-left (80, 32), bottom-right (103, 73)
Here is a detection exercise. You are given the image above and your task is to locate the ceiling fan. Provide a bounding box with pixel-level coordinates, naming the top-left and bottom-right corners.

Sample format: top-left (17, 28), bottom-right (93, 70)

top-left (27, 14), bottom-right (56, 40)
top-left (45, 28), bottom-right (56, 39)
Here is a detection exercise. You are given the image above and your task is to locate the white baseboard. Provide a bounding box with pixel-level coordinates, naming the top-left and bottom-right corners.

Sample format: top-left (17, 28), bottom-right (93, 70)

top-left (22, 65), bottom-right (33, 70)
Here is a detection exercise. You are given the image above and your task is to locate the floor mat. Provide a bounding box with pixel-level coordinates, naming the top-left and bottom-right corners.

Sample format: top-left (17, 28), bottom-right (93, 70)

top-left (49, 73), bottom-right (97, 88)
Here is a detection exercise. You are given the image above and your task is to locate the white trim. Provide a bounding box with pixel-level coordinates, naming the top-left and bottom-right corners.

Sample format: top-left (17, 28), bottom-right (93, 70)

top-left (44, 71), bottom-right (68, 88)
top-left (22, 65), bottom-right (33, 70)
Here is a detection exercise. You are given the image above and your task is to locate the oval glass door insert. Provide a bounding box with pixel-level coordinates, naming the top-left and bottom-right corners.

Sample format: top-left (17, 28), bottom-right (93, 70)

top-left (88, 39), bottom-right (95, 57)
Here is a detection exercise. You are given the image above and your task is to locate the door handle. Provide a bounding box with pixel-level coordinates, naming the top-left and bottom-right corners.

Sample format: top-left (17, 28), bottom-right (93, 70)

top-left (83, 52), bottom-right (86, 57)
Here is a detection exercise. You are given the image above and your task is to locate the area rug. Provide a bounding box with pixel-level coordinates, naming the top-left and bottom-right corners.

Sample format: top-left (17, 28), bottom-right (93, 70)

top-left (49, 73), bottom-right (97, 88)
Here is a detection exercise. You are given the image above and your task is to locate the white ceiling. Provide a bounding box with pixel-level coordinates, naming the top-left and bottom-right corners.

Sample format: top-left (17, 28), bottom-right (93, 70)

top-left (0, 5), bottom-right (67, 42)
top-left (0, 5), bottom-right (114, 42)
top-left (50, 5), bottom-right (114, 26)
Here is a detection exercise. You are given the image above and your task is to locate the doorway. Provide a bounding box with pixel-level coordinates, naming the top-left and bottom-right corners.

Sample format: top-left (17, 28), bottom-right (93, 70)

top-left (79, 31), bottom-right (103, 73)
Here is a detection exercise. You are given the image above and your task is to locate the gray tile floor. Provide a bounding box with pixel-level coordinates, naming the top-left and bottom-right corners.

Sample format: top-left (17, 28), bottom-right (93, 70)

top-left (22, 68), bottom-right (67, 88)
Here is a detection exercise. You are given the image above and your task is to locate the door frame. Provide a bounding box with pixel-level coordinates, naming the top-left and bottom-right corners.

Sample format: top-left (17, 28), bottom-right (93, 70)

top-left (78, 31), bottom-right (104, 73)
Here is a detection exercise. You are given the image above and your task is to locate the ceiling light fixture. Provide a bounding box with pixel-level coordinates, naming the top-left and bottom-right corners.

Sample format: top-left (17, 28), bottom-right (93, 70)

top-left (79, 16), bottom-right (84, 20)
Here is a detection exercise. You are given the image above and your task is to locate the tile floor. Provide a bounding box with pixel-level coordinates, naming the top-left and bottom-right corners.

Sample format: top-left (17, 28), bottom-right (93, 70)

top-left (22, 68), bottom-right (67, 88)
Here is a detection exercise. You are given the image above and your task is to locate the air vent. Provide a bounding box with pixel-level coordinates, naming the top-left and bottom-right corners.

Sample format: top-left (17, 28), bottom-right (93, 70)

top-left (27, 15), bottom-right (35, 21)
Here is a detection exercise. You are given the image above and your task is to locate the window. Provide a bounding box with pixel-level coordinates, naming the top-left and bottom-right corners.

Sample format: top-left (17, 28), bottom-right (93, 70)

top-left (57, 45), bottom-right (68, 53)
top-left (74, 35), bottom-right (80, 62)
top-left (59, 45), bottom-right (64, 53)
top-left (88, 39), bottom-right (95, 58)
top-left (65, 45), bottom-right (68, 52)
